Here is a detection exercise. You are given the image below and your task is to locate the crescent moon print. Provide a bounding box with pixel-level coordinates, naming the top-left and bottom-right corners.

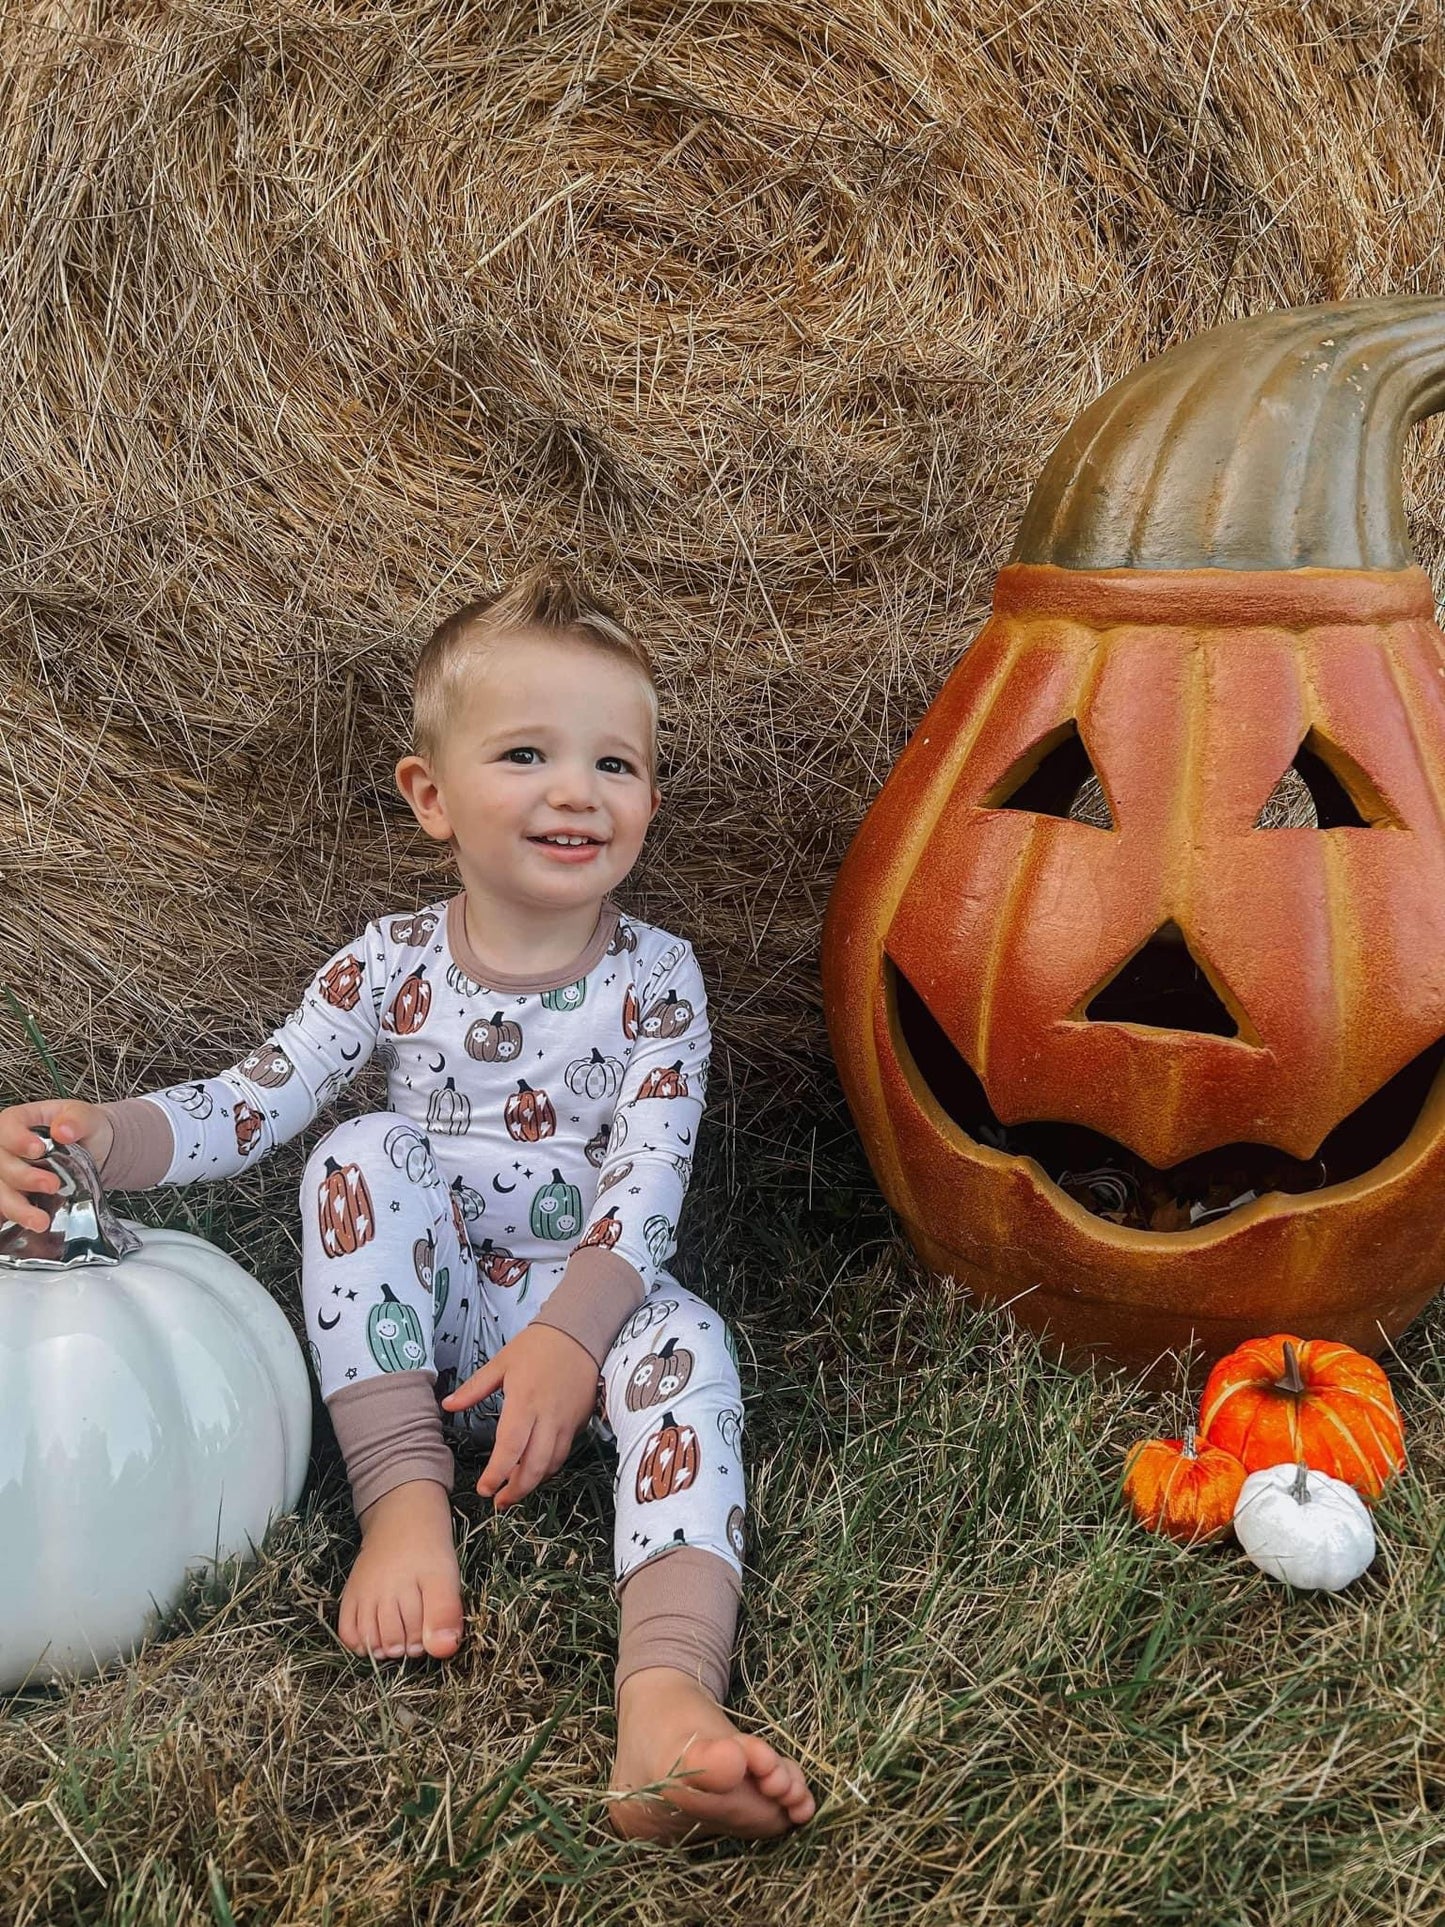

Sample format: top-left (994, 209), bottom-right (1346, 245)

top-left (429, 1052), bottom-right (446, 1073)
top-left (318, 1308), bottom-right (342, 1330)
top-left (492, 1173), bottom-right (517, 1193)
top-left (341, 1043), bottom-right (362, 1061)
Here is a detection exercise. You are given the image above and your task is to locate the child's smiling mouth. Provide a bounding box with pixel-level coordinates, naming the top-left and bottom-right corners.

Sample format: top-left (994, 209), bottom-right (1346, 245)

top-left (529, 832), bottom-right (606, 860)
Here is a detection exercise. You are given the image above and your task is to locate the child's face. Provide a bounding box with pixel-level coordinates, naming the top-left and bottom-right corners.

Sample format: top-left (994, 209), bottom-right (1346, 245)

top-left (397, 629), bottom-right (661, 914)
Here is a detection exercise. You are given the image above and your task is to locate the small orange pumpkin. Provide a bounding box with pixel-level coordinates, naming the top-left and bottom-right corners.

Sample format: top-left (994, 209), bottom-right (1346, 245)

top-left (1122, 1432), bottom-right (1246, 1543)
top-left (1198, 1334), bottom-right (1405, 1501)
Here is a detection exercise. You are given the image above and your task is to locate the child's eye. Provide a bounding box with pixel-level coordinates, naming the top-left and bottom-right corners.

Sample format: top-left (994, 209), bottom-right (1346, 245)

top-left (503, 747), bottom-right (540, 764)
top-left (598, 756), bottom-right (636, 775)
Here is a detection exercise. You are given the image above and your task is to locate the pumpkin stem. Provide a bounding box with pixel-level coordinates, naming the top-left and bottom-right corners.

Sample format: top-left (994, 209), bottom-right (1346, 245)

top-left (1290, 1462), bottom-right (1312, 1505)
top-left (1182, 1430), bottom-right (1199, 1460)
top-left (1273, 1341), bottom-right (1308, 1398)
top-left (1012, 296), bottom-right (1445, 570)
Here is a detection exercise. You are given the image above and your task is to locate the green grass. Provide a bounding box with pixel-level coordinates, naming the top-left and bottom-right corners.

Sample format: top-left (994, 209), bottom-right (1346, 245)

top-left (3, 1075), bottom-right (1445, 1924)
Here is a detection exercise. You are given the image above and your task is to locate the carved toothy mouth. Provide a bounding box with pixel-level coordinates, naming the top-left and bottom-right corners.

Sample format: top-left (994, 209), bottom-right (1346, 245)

top-left (888, 962), bottom-right (1445, 1233)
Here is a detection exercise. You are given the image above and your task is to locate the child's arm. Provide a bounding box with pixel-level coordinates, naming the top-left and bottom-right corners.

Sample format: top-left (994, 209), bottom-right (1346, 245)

top-left (531, 935), bottom-right (711, 1359)
top-left (445, 936), bottom-right (712, 1508)
top-left (83, 925), bottom-right (389, 1193)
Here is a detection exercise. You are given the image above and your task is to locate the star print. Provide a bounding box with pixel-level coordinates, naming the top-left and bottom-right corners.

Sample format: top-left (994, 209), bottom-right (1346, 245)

top-left (345, 1289), bottom-right (357, 1301)
top-left (389, 1200), bottom-right (401, 1213)
top-left (523, 1168), bottom-right (533, 1179)
top-left (345, 1366), bottom-right (357, 1380)
top-left (628, 1186), bottom-right (641, 1195)
top-left (512, 1161), bottom-right (522, 1171)
top-left (698, 1320), bottom-right (710, 1329)
top-left (719, 1466), bottom-right (729, 1475)
top-left (331, 1285), bottom-right (342, 1297)
top-left (537, 1049), bottom-right (544, 1058)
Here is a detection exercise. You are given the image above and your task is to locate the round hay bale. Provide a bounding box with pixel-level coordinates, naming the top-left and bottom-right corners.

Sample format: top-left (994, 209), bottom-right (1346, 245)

top-left (1, 3), bottom-right (1441, 1165)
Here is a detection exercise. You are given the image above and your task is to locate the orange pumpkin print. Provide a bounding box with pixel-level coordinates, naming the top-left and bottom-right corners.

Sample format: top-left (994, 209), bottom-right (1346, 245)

top-left (232, 1099), bottom-right (264, 1156)
top-left (622, 984), bottom-right (640, 1041)
top-left (318, 1156), bottom-right (376, 1257)
top-left (383, 965), bottom-right (432, 1035)
top-left (320, 954), bottom-right (364, 1010)
top-left (578, 1207), bottom-right (623, 1250)
top-left (477, 1239), bottom-right (530, 1289)
top-left (635, 1410), bottom-right (700, 1503)
top-left (504, 1078), bottom-right (557, 1142)
top-left (637, 1061), bottom-right (688, 1100)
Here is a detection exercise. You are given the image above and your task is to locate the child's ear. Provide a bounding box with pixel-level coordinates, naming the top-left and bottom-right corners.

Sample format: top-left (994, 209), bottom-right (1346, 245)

top-left (396, 754), bottom-right (452, 842)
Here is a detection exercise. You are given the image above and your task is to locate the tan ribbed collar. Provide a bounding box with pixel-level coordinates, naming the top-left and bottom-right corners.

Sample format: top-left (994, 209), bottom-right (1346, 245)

top-left (444, 892), bottom-right (621, 993)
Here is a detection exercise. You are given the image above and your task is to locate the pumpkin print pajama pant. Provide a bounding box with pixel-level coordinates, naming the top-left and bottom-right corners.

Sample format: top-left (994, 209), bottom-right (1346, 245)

top-left (299, 1112), bottom-right (747, 1588)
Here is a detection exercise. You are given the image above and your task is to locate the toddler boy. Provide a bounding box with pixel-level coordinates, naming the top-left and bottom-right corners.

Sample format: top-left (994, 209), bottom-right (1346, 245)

top-left (0, 570), bottom-right (814, 1840)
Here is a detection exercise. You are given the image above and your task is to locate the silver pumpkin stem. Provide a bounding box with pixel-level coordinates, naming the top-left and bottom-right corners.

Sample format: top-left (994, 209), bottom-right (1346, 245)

top-left (0, 1129), bottom-right (142, 1270)
top-left (1289, 1462), bottom-right (1312, 1505)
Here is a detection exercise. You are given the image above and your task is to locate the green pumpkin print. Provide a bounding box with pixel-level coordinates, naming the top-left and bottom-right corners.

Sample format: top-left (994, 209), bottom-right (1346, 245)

top-left (541, 978), bottom-right (587, 1012)
top-left (644, 1214), bottom-right (674, 1264)
top-left (530, 1168), bottom-right (583, 1240)
top-left (367, 1283), bottom-right (428, 1372)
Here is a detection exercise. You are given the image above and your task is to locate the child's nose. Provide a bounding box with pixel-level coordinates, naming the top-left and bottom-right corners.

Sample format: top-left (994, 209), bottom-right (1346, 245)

top-left (545, 763), bottom-right (599, 809)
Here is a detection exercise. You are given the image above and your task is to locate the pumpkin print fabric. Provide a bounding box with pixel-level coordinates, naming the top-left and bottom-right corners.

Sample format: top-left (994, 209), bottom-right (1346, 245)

top-left (118, 893), bottom-right (710, 1360)
top-left (298, 1109), bottom-right (744, 1585)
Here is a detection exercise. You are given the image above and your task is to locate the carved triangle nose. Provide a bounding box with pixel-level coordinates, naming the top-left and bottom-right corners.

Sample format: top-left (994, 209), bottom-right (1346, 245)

top-left (1083, 922), bottom-right (1242, 1038)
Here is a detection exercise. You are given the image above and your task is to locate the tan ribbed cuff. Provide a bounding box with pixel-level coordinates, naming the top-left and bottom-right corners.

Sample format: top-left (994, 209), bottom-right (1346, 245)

top-left (97, 1097), bottom-right (175, 1189)
top-left (616, 1547), bottom-right (741, 1707)
top-left (326, 1369), bottom-right (455, 1519)
top-left (532, 1246), bottom-right (644, 1365)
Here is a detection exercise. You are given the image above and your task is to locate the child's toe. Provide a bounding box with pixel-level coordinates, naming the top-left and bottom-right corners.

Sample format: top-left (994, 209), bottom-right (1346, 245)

top-left (375, 1596), bottom-right (408, 1658)
top-left (420, 1575), bottom-right (464, 1657)
top-left (682, 1734), bottom-right (750, 1794)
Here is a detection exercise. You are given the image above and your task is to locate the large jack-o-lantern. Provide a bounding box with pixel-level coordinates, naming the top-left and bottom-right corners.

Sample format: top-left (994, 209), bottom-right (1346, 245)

top-left (822, 298), bottom-right (1445, 1369)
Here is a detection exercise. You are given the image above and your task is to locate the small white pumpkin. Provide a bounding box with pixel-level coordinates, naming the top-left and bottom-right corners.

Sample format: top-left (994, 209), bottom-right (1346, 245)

top-left (1233, 1462), bottom-right (1376, 1591)
top-left (0, 1134), bottom-right (311, 1689)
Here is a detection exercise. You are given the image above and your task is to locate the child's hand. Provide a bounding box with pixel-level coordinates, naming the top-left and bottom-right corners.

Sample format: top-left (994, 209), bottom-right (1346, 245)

top-left (442, 1324), bottom-right (602, 1511)
top-left (0, 1100), bottom-right (113, 1233)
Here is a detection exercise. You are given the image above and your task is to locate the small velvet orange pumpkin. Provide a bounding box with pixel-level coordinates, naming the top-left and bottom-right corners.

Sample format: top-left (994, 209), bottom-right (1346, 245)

top-left (1198, 1334), bottom-right (1405, 1501)
top-left (1122, 1433), bottom-right (1246, 1543)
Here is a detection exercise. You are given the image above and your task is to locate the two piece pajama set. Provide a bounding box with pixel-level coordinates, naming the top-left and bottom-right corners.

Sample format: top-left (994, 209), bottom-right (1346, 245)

top-left (96, 892), bottom-right (745, 1698)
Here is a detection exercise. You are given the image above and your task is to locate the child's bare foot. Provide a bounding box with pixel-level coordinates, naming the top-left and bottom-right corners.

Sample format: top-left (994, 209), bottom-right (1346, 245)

top-left (337, 1479), bottom-right (464, 1662)
top-left (609, 1668), bottom-right (816, 1841)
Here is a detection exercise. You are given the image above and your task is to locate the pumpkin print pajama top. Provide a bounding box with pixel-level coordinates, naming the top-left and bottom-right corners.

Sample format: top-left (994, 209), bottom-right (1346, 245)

top-left (97, 893), bottom-right (747, 1632)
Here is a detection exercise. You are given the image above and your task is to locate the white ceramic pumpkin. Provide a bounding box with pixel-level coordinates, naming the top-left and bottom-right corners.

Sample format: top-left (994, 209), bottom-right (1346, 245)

top-left (1233, 1463), bottom-right (1376, 1591)
top-left (0, 1135), bottom-right (311, 1690)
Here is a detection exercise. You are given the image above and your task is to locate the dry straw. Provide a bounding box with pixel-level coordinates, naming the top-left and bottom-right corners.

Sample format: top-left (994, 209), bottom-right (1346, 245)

top-left (4, 0), bottom-right (1443, 1132)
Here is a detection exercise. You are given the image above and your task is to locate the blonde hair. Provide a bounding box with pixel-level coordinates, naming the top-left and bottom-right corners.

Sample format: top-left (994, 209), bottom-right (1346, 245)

top-left (413, 566), bottom-right (659, 775)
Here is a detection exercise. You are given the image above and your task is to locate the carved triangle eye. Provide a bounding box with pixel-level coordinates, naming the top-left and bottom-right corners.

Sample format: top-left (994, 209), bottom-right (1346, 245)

top-left (1255, 729), bottom-right (1396, 829)
top-left (986, 722), bottom-right (1115, 828)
